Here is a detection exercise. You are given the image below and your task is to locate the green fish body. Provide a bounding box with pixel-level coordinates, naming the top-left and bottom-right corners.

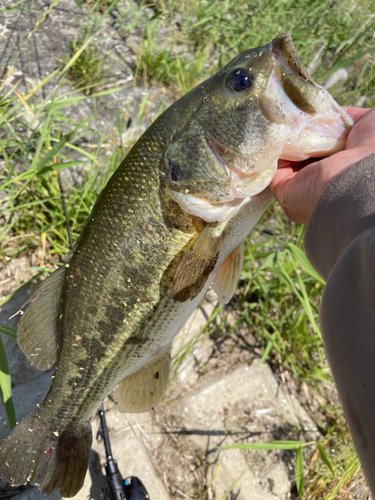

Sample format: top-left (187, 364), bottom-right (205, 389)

top-left (0, 34), bottom-right (352, 496)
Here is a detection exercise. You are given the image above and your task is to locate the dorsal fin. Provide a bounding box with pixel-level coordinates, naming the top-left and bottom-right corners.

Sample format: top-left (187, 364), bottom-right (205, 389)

top-left (17, 263), bottom-right (68, 370)
top-left (212, 242), bottom-right (244, 305)
top-left (111, 349), bottom-right (171, 413)
top-left (173, 222), bottom-right (227, 302)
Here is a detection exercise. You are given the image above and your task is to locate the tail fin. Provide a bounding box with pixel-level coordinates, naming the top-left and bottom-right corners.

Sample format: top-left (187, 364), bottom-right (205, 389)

top-left (0, 413), bottom-right (92, 497)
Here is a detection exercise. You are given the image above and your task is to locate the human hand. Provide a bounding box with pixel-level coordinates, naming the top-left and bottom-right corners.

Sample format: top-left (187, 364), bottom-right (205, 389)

top-left (269, 107), bottom-right (375, 223)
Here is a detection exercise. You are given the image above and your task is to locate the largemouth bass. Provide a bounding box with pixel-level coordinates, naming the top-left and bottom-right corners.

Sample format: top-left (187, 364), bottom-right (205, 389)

top-left (0, 33), bottom-right (352, 496)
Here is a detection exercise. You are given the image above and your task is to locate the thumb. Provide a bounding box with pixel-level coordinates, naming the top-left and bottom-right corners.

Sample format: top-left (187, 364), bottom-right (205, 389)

top-left (269, 161), bottom-right (324, 223)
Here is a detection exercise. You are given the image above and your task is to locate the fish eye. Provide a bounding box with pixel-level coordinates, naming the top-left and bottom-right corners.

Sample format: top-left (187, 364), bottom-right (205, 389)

top-left (230, 69), bottom-right (253, 92)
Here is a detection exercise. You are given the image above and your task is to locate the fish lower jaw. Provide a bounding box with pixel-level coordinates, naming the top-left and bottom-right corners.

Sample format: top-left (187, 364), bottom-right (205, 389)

top-left (279, 119), bottom-right (349, 161)
top-left (168, 187), bottom-right (252, 222)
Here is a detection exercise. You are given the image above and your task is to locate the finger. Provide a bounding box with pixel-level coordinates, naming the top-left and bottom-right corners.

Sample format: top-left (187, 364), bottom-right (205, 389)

top-left (269, 167), bottom-right (296, 201)
top-left (277, 159), bottom-right (292, 168)
top-left (277, 156), bottom-right (325, 171)
top-left (342, 107), bottom-right (373, 122)
top-left (271, 166), bottom-right (295, 185)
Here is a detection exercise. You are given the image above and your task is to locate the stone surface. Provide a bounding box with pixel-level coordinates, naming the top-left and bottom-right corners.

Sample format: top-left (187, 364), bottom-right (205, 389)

top-left (150, 361), bottom-right (317, 500)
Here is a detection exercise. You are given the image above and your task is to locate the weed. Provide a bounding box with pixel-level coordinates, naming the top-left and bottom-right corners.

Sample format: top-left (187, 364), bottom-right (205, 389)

top-left (230, 208), bottom-right (327, 389)
top-left (135, 20), bottom-right (210, 95)
top-left (61, 32), bottom-right (110, 95)
top-left (137, 0), bottom-right (375, 105)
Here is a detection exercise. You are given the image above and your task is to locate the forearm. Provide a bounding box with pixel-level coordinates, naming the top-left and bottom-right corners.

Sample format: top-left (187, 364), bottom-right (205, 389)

top-left (305, 152), bottom-right (375, 280)
top-left (319, 229), bottom-right (375, 492)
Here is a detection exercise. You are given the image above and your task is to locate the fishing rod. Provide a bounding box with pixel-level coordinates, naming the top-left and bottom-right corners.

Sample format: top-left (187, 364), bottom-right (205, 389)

top-left (97, 406), bottom-right (150, 500)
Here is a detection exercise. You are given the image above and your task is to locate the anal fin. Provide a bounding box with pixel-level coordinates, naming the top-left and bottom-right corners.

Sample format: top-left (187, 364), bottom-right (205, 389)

top-left (17, 264), bottom-right (67, 370)
top-left (213, 242), bottom-right (244, 305)
top-left (111, 350), bottom-right (171, 413)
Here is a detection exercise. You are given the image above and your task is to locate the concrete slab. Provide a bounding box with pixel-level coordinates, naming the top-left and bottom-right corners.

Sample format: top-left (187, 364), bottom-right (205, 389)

top-left (63, 406), bottom-right (170, 500)
top-left (171, 290), bottom-right (218, 388)
top-left (154, 361), bottom-right (318, 500)
top-left (181, 360), bottom-right (317, 435)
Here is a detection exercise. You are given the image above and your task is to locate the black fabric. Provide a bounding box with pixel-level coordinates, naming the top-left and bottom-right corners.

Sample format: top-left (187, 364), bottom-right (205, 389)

top-left (305, 152), bottom-right (375, 280)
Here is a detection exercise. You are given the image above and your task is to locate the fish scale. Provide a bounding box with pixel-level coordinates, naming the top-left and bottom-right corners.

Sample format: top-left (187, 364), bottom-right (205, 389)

top-left (47, 125), bottom-right (199, 430)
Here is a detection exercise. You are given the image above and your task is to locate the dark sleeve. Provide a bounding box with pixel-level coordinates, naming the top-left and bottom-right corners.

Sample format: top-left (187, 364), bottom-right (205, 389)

top-left (305, 152), bottom-right (375, 280)
top-left (304, 152), bottom-right (375, 494)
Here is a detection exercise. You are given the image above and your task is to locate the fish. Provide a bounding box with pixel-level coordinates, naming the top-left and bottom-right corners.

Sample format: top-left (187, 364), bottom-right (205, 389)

top-left (0, 33), bottom-right (352, 497)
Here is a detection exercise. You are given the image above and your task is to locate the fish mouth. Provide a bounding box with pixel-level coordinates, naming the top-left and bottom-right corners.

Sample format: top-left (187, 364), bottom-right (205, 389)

top-left (270, 36), bottom-right (353, 133)
top-left (270, 33), bottom-right (353, 131)
top-left (263, 69), bottom-right (352, 161)
top-left (264, 34), bottom-right (353, 161)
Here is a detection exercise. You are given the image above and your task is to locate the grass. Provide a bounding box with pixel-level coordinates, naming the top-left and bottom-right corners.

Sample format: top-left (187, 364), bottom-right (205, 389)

top-left (137, 0), bottom-right (375, 106)
top-left (62, 33), bottom-right (111, 95)
top-left (0, 0), bottom-right (374, 497)
top-left (236, 213), bottom-right (327, 388)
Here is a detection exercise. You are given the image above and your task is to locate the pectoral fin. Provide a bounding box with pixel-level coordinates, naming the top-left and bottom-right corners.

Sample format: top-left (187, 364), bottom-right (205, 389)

top-left (111, 350), bottom-right (171, 413)
top-left (213, 242), bottom-right (244, 305)
top-left (17, 264), bottom-right (68, 370)
top-left (173, 222), bottom-right (226, 302)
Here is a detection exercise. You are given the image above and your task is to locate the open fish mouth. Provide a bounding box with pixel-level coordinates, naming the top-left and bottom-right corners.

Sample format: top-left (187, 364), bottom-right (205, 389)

top-left (168, 183), bottom-right (254, 224)
top-left (269, 33), bottom-right (353, 161)
top-left (264, 68), bottom-right (353, 162)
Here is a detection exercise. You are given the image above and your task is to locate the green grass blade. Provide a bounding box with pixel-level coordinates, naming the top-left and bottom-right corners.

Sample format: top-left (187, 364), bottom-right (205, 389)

top-left (29, 112), bottom-right (52, 171)
top-left (43, 87), bottom-right (122, 112)
top-left (36, 132), bottom-right (74, 173)
top-left (0, 0), bottom-right (30, 11)
top-left (25, 69), bottom-right (60, 101)
top-left (286, 243), bottom-right (325, 284)
top-left (0, 327), bottom-right (17, 341)
top-left (37, 160), bottom-right (83, 176)
top-left (325, 456), bottom-right (361, 500)
top-left (317, 442), bottom-right (334, 475)
top-left (261, 335), bottom-right (275, 363)
top-left (0, 336), bottom-right (16, 429)
top-left (219, 440), bottom-right (305, 451)
top-left (295, 446), bottom-right (304, 498)
top-left (288, 258), bottom-right (322, 339)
